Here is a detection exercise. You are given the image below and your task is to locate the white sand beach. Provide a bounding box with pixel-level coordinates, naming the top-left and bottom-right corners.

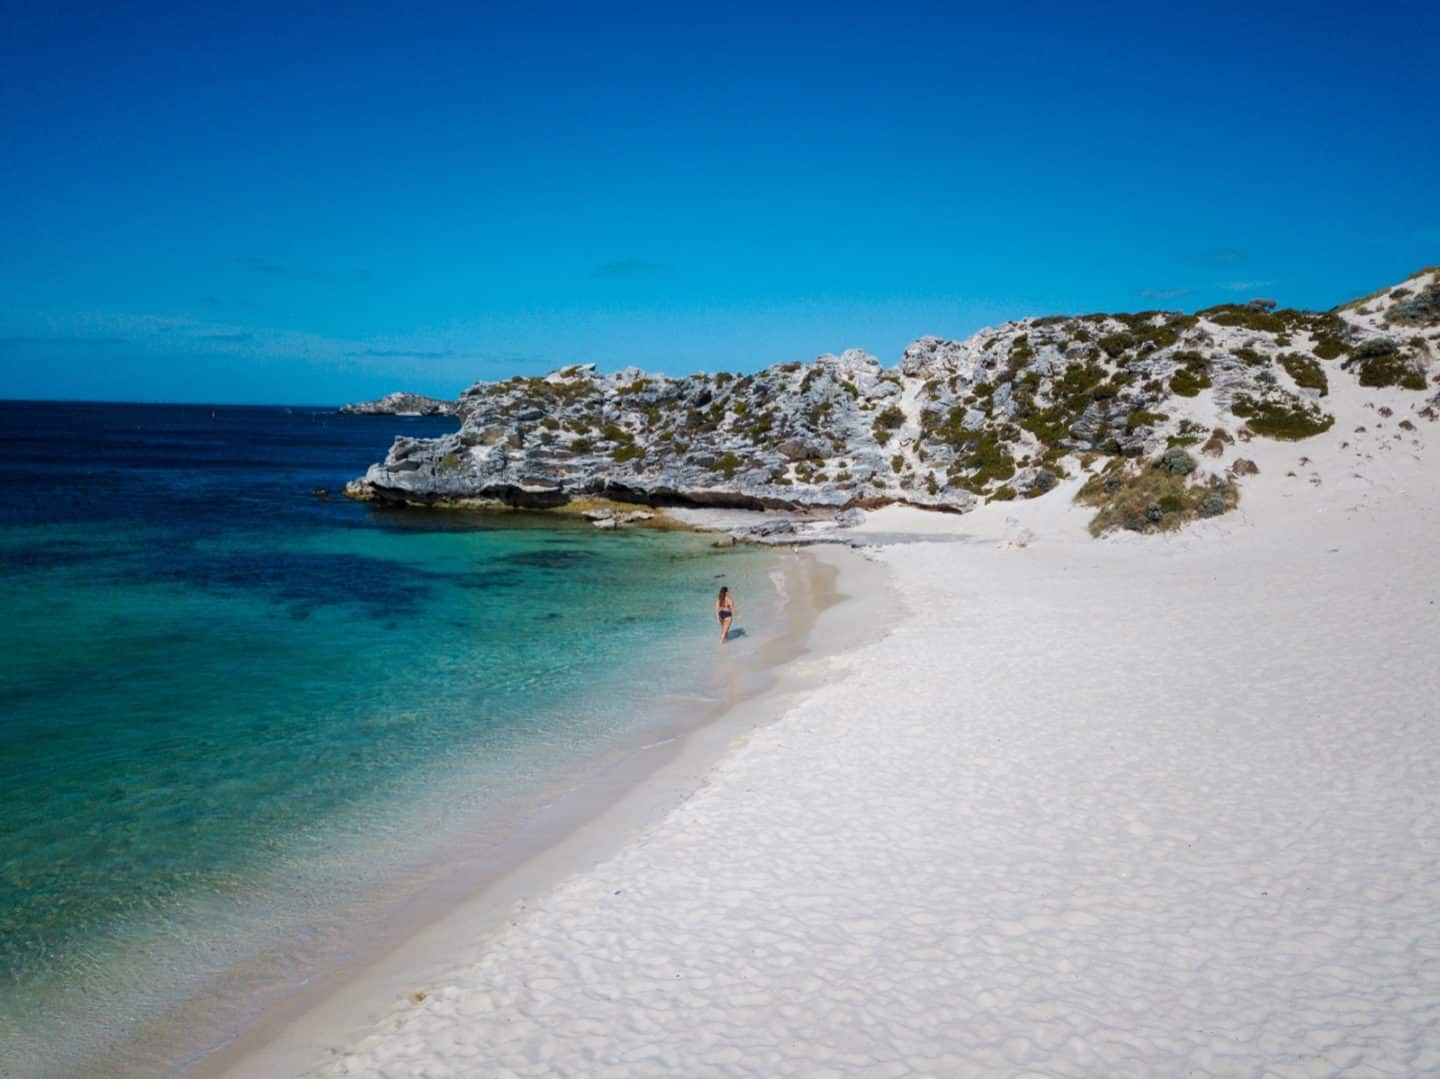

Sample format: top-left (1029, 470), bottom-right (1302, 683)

top-left (214, 372), bottom-right (1440, 1077)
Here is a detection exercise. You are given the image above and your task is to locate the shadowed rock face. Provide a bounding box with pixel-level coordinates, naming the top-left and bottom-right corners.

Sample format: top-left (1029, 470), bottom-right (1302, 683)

top-left (346, 270), bottom-right (1440, 513)
top-left (339, 392), bottom-right (457, 417)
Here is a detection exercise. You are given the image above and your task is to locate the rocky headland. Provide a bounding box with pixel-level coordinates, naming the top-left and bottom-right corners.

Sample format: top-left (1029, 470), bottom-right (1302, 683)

top-left (339, 392), bottom-right (457, 417)
top-left (344, 269), bottom-right (1439, 535)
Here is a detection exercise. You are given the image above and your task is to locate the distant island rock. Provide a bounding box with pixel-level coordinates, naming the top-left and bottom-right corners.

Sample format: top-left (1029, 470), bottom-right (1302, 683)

top-left (339, 392), bottom-right (457, 417)
top-left (344, 269), bottom-right (1440, 530)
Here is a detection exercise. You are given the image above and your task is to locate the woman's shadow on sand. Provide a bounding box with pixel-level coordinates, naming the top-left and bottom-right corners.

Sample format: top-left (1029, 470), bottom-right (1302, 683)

top-left (723, 628), bottom-right (748, 640)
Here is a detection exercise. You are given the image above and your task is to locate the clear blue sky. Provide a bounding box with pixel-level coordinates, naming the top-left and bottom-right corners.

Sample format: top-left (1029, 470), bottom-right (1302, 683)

top-left (2, 1), bottom-right (1436, 404)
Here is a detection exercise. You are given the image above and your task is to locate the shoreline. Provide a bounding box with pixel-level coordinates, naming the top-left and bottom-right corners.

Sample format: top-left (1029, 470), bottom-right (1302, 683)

top-left (189, 543), bottom-right (901, 1077)
top-left (205, 365), bottom-right (1440, 1074)
top-left (112, 365), bottom-right (1440, 1074)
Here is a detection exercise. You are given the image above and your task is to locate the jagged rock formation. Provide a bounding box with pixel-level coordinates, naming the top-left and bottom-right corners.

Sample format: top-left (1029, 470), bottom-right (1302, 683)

top-left (345, 269), bottom-right (1440, 513)
top-left (339, 392), bottom-right (457, 417)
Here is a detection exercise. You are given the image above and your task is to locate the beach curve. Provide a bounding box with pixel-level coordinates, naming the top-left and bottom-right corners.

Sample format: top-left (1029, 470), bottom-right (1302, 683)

top-left (212, 378), bottom-right (1439, 1078)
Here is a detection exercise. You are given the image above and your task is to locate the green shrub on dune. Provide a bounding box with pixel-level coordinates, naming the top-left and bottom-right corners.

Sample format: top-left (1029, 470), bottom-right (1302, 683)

top-left (1278, 353), bottom-right (1329, 395)
top-left (1230, 395), bottom-right (1335, 439)
top-left (872, 405), bottom-right (905, 445)
top-left (1199, 304), bottom-right (1287, 333)
top-left (1385, 280), bottom-right (1440, 325)
top-left (1169, 369), bottom-right (1211, 396)
top-left (1347, 339), bottom-right (1427, 390)
top-left (1076, 455), bottom-right (1238, 536)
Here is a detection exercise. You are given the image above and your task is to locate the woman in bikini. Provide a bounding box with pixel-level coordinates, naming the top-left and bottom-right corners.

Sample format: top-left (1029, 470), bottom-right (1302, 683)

top-left (715, 585), bottom-right (737, 643)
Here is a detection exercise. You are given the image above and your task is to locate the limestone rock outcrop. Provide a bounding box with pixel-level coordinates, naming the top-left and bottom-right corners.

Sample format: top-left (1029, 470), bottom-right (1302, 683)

top-left (346, 269), bottom-right (1440, 513)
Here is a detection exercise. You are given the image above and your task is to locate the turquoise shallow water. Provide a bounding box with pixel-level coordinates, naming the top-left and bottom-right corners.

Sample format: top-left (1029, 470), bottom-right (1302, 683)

top-left (0, 402), bottom-right (780, 1074)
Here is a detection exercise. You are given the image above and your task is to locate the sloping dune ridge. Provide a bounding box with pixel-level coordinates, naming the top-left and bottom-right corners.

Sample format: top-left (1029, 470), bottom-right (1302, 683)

top-left (227, 273), bottom-right (1439, 1078)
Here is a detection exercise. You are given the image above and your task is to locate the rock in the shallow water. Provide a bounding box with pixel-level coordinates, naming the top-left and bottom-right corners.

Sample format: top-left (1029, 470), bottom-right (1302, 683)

top-left (339, 392), bottom-right (457, 416)
top-left (832, 507), bottom-right (866, 528)
top-left (585, 508), bottom-right (654, 528)
top-left (735, 519), bottom-right (798, 539)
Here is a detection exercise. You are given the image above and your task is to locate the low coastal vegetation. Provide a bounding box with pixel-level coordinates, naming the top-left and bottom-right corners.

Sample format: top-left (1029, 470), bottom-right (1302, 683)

top-left (1278, 353), bottom-right (1328, 395)
top-left (1230, 394), bottom-right (1335, 440)
top-left (1076, 450), bottom-right (1238, 536)
top-left (1168, 351), bottom-right (1212, 397)
top-left (1345, 338), bottom-right (1428, 390)
top-left (1385, 277), bottom-right (1440, 325)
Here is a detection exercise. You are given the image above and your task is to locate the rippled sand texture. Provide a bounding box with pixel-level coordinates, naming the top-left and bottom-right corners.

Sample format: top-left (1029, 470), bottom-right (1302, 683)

top-left (296, 379), bottom-right (1438, 1077)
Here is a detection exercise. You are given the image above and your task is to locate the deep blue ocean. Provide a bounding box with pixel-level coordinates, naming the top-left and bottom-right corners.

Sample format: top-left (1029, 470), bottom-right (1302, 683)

top-left (0, 401), bottom-right (779, 1075)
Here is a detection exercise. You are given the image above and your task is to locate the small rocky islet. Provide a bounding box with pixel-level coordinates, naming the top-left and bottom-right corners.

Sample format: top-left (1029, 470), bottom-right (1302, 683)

top-left (345, 269), bottom-right (1440, 535)
top-left (338, 392), bottom-right (457, 417)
